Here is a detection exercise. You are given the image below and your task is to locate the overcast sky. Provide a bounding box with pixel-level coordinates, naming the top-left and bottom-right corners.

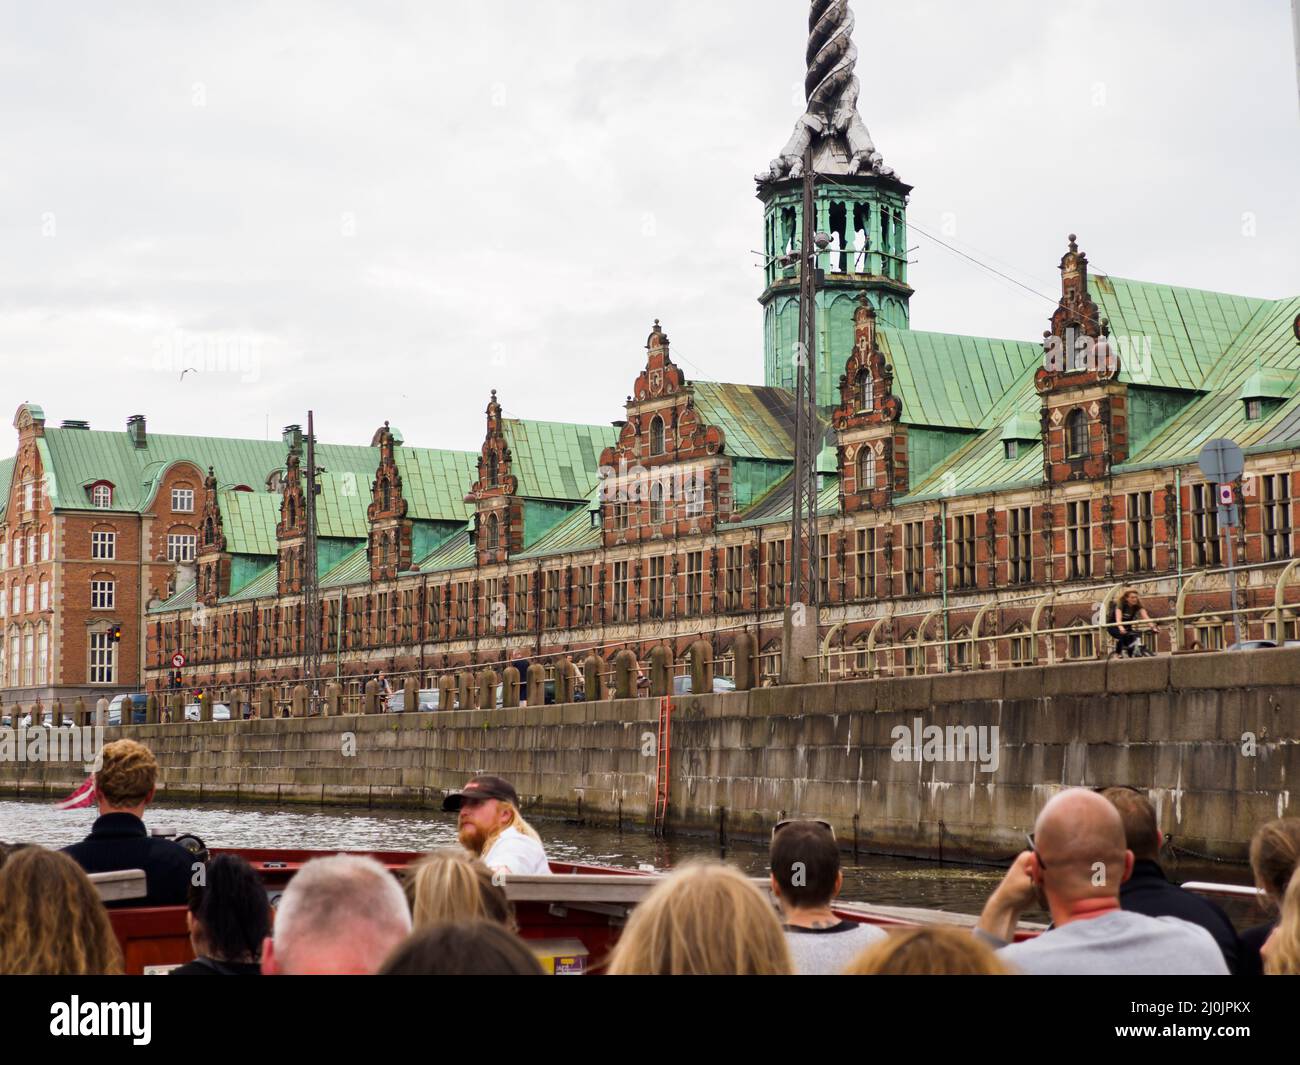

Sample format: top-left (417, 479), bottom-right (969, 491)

top-left (2, 0), bottom-right (1297, 457)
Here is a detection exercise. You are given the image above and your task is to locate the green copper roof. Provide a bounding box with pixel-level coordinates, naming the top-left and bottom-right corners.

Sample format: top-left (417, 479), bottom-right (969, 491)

top-left (502, 419), bottom-right (616, 501)
top-left (515, 503), bottom-right (601, 560)
top-left (414, 526), bottom-right (475, 574)
top-left (393, 449), bottom-right (478, 522)
top-left (218, 491), bottom-right (280, 556)
top-left (1116, 295), bottom-right (1300, 466)
top-left (223, 563), bottom-right (279, 603)
top-left (690, 381), bottom-right (795, 460)
top-left (1240, 368), bottom-right (1296, 401)
top-left (0, 457), bottom-right (13, 521)
top-left (877, 328), bottom-right (1043, 430)
top-left (149, 581), bottom-right (196, 614)
top-left (1092, 275), bottom-right (1272, 392)
top-left (321, 546), bottom-right (371, 590)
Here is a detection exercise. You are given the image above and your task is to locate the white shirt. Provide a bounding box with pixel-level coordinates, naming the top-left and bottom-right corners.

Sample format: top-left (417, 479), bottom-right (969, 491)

top-left (482, 826), bottom-right (551, 875)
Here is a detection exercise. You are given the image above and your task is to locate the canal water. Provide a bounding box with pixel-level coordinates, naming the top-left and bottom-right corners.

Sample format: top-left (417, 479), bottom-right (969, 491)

top-left (0, 799), bottom-right (1265, 929)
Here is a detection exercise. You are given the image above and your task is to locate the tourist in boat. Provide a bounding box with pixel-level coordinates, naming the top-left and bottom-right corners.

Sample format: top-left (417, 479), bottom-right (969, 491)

top-left (606, 861), bottom-right (792, 975)
top-left (404, 848), bottom-right (515, 930)
top-left (171, 854), bottom-right (272, 976)
top-left (845, 926), bottom-right (1010, 975)
top-left (62, 739), bottom-right (198, 908)
top-left (261, 854), bottom-right (412, 976)
top-left (1261, 864), bottom-right (1300, 975)
top-left (442, 775), bottom-right (551, 875)
top-left (768, 819), bottom-right (887, 975)
top-left (1240, 818), bottom-right (1300, 976)
top-left (379, 921), bottom-right (544, 976)
top-left (0, 846), bottom-right (124, 975)
top-left (974, 789), bottom-right (1229, 974)
top-left (1102, 787), bottom-right (1240, 972)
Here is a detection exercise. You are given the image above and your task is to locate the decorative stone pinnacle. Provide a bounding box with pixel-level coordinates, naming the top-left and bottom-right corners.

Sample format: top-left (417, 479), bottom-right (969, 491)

top-left (759, 0), bottom-right (893, 182)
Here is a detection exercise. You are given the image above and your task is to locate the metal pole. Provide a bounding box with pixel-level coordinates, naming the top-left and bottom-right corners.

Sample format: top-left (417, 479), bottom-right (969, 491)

top-left (1222, 506), bottom-right (1243, 647)
top-left (303, 411), bottom-right (323, 713)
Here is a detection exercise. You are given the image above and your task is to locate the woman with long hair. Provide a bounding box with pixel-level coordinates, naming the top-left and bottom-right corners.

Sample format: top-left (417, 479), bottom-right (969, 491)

top-left (1242, 818), bottom-right (1300, 975)
top-left (171, 854), bottom-right (272, 975)
top-left (0, 846), bottom-right (123, 975)
top-left (1108, 589), bottom-right (1154, 658)
top-left (403, 849), bottom-right (514, 930)
top-left (1262, 867), bottom-right (1300, 975)
top-left (606, 861), bottom-right (792, 976)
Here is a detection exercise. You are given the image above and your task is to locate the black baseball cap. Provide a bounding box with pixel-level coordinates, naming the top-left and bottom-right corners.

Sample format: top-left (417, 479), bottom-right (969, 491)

top-left (442, 775), bottom-right (520, 812)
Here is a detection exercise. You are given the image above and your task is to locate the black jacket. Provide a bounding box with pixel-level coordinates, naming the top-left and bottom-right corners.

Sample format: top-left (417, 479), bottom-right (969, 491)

top-left (1119, 860), bottom-right (1241, 974)
top-left (62, 813), bottom-right (196, 908)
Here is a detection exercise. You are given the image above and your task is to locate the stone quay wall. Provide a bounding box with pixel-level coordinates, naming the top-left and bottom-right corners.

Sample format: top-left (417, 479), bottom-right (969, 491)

top-left (2, 649), bottom-right (1297, 862)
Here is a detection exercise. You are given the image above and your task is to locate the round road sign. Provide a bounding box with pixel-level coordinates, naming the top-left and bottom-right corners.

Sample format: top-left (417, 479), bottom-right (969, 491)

top-left (1198, 439), bottom-right (1244, 484)
top-left (171, 653), bottom-right (187, 669)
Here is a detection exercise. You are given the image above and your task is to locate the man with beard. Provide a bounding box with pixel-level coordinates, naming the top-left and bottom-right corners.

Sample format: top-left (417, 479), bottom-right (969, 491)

top-left (974, 789), bottom-right (1227, 975)
top-left (442, 775), bottom-right (550, 875)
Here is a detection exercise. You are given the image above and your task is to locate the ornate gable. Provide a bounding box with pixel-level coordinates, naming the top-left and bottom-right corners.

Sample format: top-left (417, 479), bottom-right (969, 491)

top-left (467, 391), bottom-right (520, 564)
top-left (832, 295), bottom-right (908, 510)
top-left (599, 321), bottom-right (730, 546)
top-left (196, 467), bottom-right (230, 606)
top-left (276, 450), bottom-right (306, 595)
top-left (1035, 235), bottom-right (1129, 483)
top-left (367, 423), bottom-right (412, 581)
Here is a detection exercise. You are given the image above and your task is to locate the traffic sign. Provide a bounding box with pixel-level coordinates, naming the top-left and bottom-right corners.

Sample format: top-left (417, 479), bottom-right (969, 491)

top-left (1198, 439), bottom-right (1244, 484)
top-left (1218, 484), bottom-right (1235, 508)
top-left (171, 653), bottom-right (187, 669)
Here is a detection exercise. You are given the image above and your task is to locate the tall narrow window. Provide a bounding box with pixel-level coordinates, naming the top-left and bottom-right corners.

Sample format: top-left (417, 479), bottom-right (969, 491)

top-left (1067, 500), bottom-right (1092, 579)
top-left (92, 484), bottom-right (113, 508)
top-left (817, 534), bottom-right (831, 602)
top-left (1191, 483), bottom-right (1221, 567)
top-left (685, 552), bottom-right (703, 616)
top-left (855, 528), bottom-right (875, 600)
top-left (1127, 491), bottom-right (1155, 572)
top-left (88, 630), bottom-right (115, 684)
top-left (725, 546), bottom-right (744, 612)
top-left (649, 556), bottom-right (666, 619)
top-left (767, 540), bottom-right (787, 608)
top-left (1262, 473), bottom-right (1293, 562)
top-left (857, 448), bottom-right (876, 494)
top-left (1065, 409), bottom-right (1088, 459)
top-left (488, 451), bottom-right (499, 487)
top-left (512, 574), bottom-right (529, 631)
top-left (650, 416), bottom-right (666, 457)
top-left (544, 571), bottom-right (561, 629)
top-left (854, 369), bottom-right (873, 411)
top-left (1008, 507), bottom-right (1032, 584)
top-left (903, 521), bottom-right (925, 595)
top-left (951, 514), bottom-right (977, 590)
top-left (612, 561), bottom-right (629, 623)
top-left (486, 514), bottom-right (499, 552)
top-left (649, 479), bottom-right (666, 526)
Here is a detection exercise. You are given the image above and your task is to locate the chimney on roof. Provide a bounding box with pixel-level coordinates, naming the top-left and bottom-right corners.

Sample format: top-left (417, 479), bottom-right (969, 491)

top-left (127, 414), bottom-right (147, 448)
top-left (61, 420), bottom-right (90, 430)
top-left (282, 424), bottom-right (303, 455)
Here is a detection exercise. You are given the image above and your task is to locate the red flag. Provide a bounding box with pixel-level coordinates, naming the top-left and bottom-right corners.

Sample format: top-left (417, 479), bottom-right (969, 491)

top-left (54, 775), bottom-right (96, 811)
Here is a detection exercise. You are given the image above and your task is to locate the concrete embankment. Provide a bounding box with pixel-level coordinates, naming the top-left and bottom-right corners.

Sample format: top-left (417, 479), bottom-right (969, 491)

top-left (2, 649), bottom-right (1296, 862)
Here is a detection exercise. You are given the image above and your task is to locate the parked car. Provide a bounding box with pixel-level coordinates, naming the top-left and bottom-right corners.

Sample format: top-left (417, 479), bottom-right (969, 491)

top-left (386, 690), bottom-right (441, 713)
top-left (107, 693), bottom-right (149, 727)
top-left (672, 675), bottom-right (737, 696)
top-left (183, 702), bottom-right (231, 722)
top-left (1228, 641), bottom-right (1278, 652)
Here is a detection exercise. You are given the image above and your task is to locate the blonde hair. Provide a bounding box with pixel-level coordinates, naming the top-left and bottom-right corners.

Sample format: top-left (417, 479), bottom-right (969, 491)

top-left (845, 925), bottom-right (1011, 976)
top-left (481, 801), bottom-right (542, 855)
top-left (95, 739), bottom-right (158, 808)
top-left (404, 850), bottom-right (513, 930)
top-left (0, 847), bottom-right (124, 975)
top-left (1265, 867), bottom-right (1300, 976)
top-left (606, 861), bottom-right (792, 976)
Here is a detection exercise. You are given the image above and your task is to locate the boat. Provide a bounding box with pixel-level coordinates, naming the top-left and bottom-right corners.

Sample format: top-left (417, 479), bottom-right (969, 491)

top-left (97, 844), bottom-right (1050, 975)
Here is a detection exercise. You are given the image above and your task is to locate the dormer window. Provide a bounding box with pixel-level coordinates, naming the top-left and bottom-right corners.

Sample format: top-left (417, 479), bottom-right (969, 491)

top-left (1005, 441), bottom-right (1020, 461)
top-left (91, 483), bottom-right (113, 508)
top-left (650, 416), bottom-right (666, 457)
top-left (1066, 409), bottom-right (1088, 458)
top-left (1245, 398), bottom-right (1263, 422)
top-left (854, 368), bottom-right (873, 412)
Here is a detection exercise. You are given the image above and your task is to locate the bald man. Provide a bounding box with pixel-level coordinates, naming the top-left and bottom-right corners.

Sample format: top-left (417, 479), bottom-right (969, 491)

top-left (976, 789), bottom-right (1228, 975)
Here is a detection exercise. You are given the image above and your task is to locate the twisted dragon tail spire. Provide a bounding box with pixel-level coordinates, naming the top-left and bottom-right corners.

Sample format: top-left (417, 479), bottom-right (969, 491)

top-left (759, 0), bottom-right (893, 183)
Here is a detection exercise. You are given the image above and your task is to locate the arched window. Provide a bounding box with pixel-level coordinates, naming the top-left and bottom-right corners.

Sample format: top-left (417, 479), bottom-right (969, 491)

top-left (951, 627), bottom-right (973, 671)
top-left (204, 518), bottom-right (215, 546)
top-left (854, 368), bottom-right (873, 411)
top-left (649, 480), bottom-right (665, 525)
top-left (288, 496), bottom-right (297, 528)
top-left (650, 416), bottom-right (666, 457)
top-left (857, 448), bottom-right (876, 493)
top-left (382, 480), bottom-right (392, 511)
top-left (486, 514), bottom-right (499, 552)
top-left (91, 483), bottom-right (113, 508)
top-left (1066, 409), bottom-right (1088, 458)
top-left (488, 451), bottom-right (499, 487)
